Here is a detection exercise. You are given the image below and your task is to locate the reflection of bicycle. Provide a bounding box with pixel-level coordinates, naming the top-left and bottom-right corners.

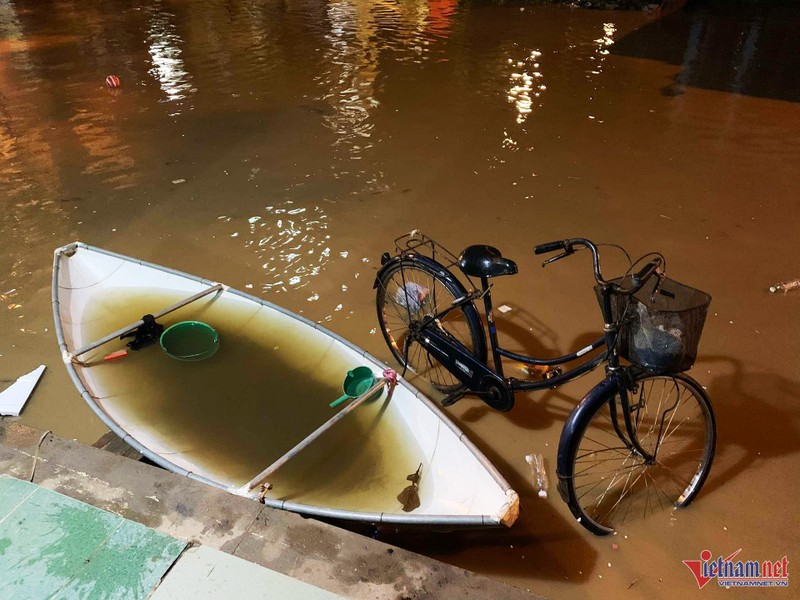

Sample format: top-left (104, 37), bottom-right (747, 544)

top-left (374, 231), bottom-right (716, 535)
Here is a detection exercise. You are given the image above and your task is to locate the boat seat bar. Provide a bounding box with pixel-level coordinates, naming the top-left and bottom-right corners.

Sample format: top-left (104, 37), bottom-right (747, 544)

top-left (244, 377), bottom-right (392, 493)
top-left (70, 283), bottom-right (226, 358)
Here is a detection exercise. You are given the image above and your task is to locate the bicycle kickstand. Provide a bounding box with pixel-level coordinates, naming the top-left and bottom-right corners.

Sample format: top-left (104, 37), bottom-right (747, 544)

top-left (441, 390), bottom-right (466, 407)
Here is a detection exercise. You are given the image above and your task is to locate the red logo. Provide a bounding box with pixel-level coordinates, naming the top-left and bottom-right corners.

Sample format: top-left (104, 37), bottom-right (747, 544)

top-left (683, 548), bottom-right (789, 589)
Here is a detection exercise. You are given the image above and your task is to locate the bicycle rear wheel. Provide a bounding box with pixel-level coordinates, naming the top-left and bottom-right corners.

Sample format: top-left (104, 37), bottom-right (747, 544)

top-left (376, 258), bottom-right (485, 392)
top-left (562, 373), bottom-right (716, 535)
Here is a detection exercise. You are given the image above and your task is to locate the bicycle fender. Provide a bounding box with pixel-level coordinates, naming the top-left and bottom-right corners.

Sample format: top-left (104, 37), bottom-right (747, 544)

top-left (555, 376), bottom-right (621, 501)
top-left (373, 253), bottom-right (468, 294)
top-left (373, 255), bottom-right (402, 289)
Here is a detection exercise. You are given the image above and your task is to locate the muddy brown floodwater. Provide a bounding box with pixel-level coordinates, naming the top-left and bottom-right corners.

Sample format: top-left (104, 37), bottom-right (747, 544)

top-left (1, 1), bottom-right (798, 598)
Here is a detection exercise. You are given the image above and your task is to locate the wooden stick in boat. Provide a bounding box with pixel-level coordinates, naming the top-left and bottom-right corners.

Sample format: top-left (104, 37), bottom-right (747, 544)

top-left (245, 377), bottom-right (391, 494)
top-left (70, 283), bottom-right (226, 358)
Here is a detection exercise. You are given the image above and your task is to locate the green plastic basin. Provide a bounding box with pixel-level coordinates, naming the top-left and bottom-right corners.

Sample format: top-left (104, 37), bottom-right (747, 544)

top-left (160, 321), bottom-right (220, 362)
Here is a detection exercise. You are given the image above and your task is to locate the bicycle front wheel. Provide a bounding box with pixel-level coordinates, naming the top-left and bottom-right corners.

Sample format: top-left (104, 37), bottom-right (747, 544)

top-left (376, 258), bottom-right (485, 392)
top-left (563, 373), bottom-right (716, 535)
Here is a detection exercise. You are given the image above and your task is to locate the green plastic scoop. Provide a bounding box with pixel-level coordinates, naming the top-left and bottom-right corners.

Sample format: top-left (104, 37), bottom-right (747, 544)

top-left (330, 366), bottom-right (380, 408)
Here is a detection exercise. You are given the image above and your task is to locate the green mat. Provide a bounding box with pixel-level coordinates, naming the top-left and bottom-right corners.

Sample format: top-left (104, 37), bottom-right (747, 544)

top-left (0, 477), bottom-right (186, 600)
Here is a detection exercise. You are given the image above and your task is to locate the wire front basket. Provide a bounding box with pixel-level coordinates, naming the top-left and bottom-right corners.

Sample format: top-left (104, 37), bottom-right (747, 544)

top-left (597, 277), bottom-right (712, 374)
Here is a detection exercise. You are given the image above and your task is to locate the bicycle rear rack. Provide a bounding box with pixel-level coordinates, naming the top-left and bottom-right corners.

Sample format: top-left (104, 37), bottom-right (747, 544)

top-left (392, 230), bottom-right (480, 291)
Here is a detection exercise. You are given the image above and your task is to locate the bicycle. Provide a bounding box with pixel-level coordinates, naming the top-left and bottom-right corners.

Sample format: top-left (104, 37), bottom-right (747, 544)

top-left (373, 231), bottom-right (716, 535)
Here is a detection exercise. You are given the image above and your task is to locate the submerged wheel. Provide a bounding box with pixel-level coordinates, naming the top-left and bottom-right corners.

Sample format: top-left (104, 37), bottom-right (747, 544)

top-left (376, 258), bottom-right (485, 392)
top-left (563, 373), bottom-right (716, 535)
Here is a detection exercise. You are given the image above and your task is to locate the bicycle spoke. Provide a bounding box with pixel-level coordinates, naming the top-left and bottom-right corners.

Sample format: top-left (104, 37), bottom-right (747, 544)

top-left (567, 375), bottom-right (715, 534)
top-left (597, 467), bottom-right (647, 524)
top-left (377, 261), bottom-right (481, 391)
top-left (573, 460), bottom-right (646, 481)
top-left (574, 438), bottom-right (632, 461)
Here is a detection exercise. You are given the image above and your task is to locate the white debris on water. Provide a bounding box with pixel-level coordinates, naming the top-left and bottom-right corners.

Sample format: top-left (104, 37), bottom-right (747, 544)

top-left (769, 278), bottom-right (800, 293)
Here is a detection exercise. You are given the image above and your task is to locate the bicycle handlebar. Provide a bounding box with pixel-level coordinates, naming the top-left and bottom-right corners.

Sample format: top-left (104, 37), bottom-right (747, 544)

top-left (534, 237), bottom-right (663, 294)
top-left (533, 240), bottom-right (567, 255)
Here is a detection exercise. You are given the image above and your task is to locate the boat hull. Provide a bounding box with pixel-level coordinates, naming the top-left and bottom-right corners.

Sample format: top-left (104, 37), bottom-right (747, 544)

top-left (53, 242), bottom-right (518, 527)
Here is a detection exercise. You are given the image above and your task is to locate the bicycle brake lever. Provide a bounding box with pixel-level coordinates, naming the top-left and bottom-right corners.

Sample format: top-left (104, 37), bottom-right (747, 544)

top-left (542, 250), bottom-right (572, 267)
top-left (649, 269), bottom-right (667, 303)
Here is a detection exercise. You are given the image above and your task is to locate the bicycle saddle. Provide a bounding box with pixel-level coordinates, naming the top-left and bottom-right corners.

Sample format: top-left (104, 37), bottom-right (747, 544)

top-left (458, 245), bottom-right (518, 278)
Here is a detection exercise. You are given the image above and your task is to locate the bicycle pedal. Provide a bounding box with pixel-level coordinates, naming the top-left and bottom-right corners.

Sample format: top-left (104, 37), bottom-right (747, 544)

top-left (441, 392), bottom-right (464, 407)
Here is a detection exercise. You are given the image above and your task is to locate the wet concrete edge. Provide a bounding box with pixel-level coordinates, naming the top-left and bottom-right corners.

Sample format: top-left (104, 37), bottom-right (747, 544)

top-left (0, 421), bottom-right (543, 600)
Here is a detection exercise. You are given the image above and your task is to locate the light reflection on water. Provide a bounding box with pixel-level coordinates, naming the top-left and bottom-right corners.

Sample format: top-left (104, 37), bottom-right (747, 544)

top-left (0, 1), bottom-right (36, 77)
top-left (219, 200), bottom-right (331, 294)
top-left (70, 108), bottom-right (138, 189)
top-left (316, 0), bottom-right (380, 162)
top-left (145, 4), bottom-right (195, 107)
top-left (314, 0), bottom-right (458, 163)
top-left (506, 48), bottom-right (545, 125)
top-left (586, 22), bottom-right (616, 123)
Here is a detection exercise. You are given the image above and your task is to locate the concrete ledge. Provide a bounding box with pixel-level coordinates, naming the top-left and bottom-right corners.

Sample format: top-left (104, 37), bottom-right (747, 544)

top-left (0, 422), bottom-right (542, 599)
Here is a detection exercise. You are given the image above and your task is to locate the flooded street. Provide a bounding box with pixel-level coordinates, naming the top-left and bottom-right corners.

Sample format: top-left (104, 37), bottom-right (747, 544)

top-left (1, 1), bottom-right (798, 598)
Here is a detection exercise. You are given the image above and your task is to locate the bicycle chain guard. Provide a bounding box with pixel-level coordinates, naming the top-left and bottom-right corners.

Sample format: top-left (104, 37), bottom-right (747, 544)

top-left (412, 322), bottom-right (514, 411)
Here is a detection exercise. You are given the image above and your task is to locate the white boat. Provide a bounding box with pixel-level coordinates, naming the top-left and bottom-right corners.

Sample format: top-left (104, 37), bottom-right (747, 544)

top-left (52, 242), bottom-right (519, 527)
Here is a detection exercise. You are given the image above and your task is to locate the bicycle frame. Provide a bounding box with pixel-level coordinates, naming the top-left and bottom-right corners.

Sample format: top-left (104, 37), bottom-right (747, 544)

top-left (395, 266), bottom-right (609, 412)
top-left (378, 233), bottom-right (661, 460)
top-left (421, 274), bottom-right (657, 460)
top-left (476, 274), bottom-right (607, 389)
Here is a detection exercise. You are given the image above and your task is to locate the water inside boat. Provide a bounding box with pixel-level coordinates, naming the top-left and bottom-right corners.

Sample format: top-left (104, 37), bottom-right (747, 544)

top-left (79, 288), bottom-right (427, 512)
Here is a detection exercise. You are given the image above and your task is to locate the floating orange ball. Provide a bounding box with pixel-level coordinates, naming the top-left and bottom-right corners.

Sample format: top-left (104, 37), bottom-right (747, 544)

top-left (105, 75), bottom-right (121, 88)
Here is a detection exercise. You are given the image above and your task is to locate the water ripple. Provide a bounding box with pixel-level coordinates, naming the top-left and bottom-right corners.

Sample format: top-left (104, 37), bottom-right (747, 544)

top-left (221, 201), bottom-right (331, 294)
